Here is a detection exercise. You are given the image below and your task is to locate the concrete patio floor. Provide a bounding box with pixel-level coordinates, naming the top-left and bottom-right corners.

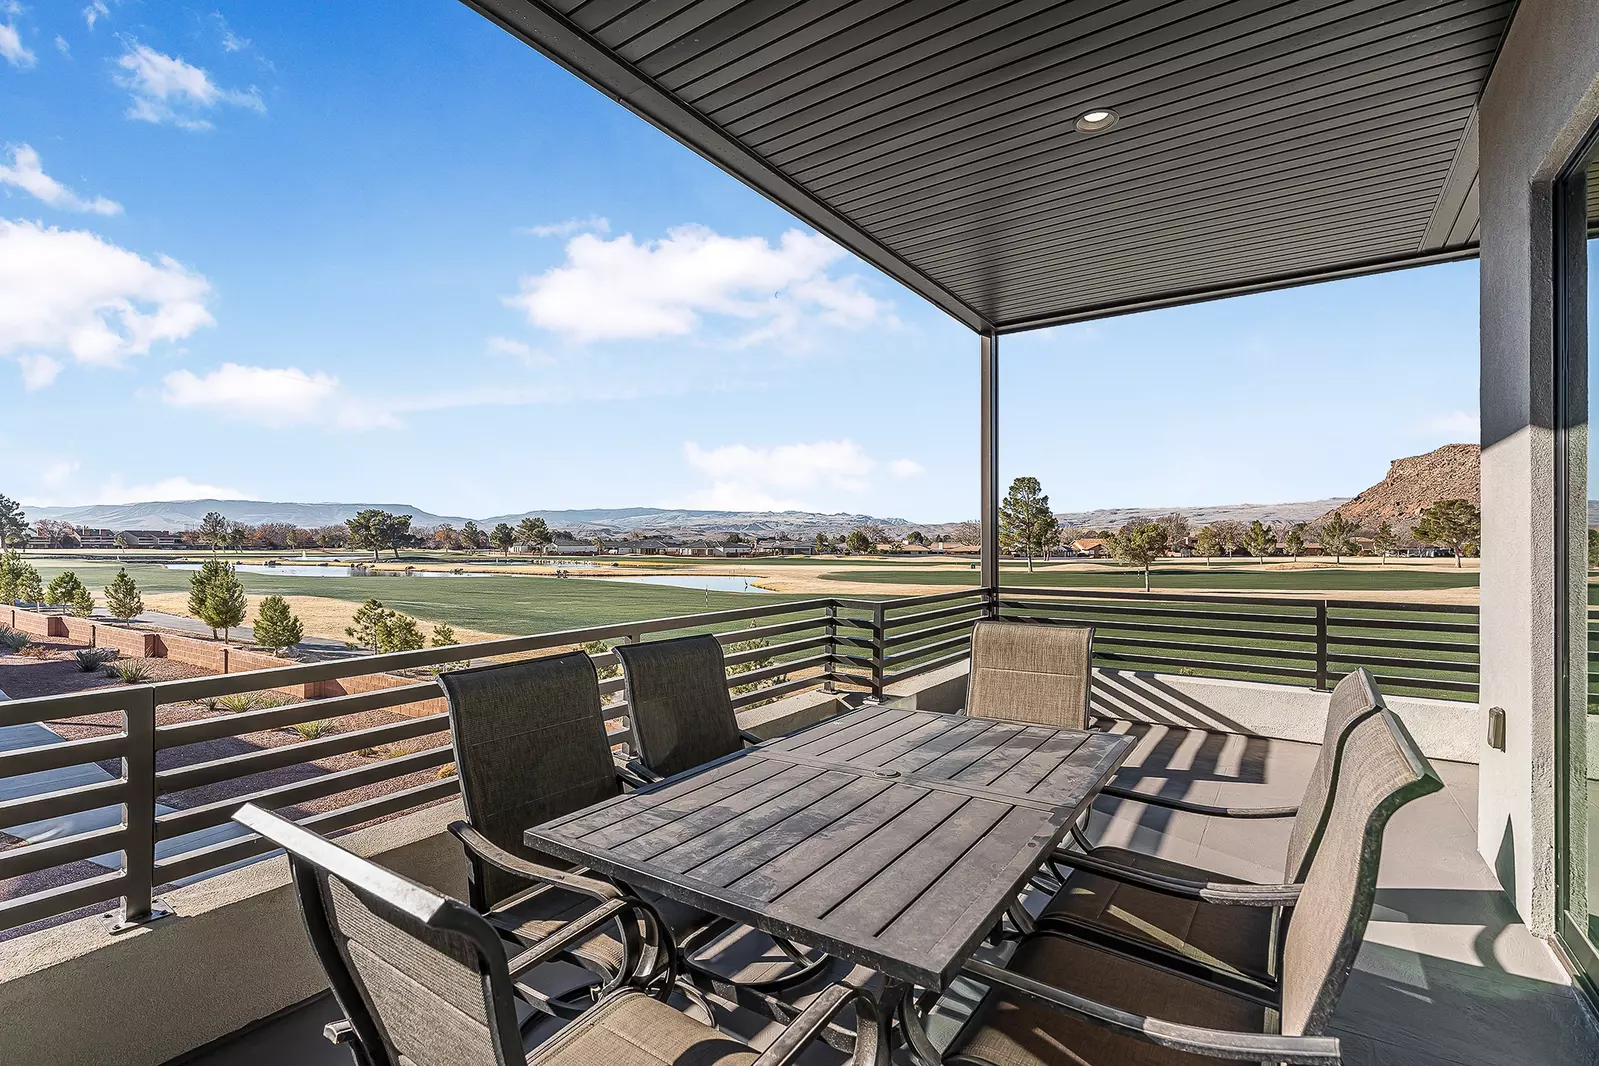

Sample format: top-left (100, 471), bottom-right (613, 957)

top-left (170, 722), bottom-right (1599, 1066)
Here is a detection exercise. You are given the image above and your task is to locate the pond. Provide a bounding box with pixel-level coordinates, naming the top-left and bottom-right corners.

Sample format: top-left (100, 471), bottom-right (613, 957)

top-left (589, 575), bottom-right (777, 594)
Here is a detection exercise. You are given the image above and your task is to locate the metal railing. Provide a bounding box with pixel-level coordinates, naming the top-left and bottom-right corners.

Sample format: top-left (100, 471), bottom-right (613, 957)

top-left (0, 587), bottom-right (1479, 936)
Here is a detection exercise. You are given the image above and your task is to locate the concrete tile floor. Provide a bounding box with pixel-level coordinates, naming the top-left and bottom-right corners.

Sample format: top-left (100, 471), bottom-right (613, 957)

top-left (173, 723), bottom-right (1599, 1066)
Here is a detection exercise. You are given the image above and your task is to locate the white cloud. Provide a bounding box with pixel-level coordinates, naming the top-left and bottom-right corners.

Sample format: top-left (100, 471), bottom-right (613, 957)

top-left (1417, 410), bottom-right (1478, 439)
top-left (161, 363), bottom-right (399, 430)
top-left (521, 215), bottom-right (609, 239)
top-left (0, 145), bottom-right (122, 214)
top-left (507, 224), bottom-right (886, 343)
top-left (0, 218), bottom-right (212, 367)
top-left (212, 13), bottom-right (248, 52)
top-left (116, 43), bottom-right (264, 130)
top-left (0, 20), bottom-right (33, 67)
top-left (680, 439), bottom-right (875, 510)
top-left (83, 2), bottom-right (108, 30)
top-left (887, 458), bottom-right (926, 478)
top-left (485, 334), bottom-right (552, 366)
top-left (16, 353), bottom-right (62, 390)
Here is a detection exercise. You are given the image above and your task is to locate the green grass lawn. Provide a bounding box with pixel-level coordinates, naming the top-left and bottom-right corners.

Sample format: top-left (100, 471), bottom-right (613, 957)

top-left (28, 562), bottom-right (823, 636)
top-left (822, 566), bottom-right (1481, 591)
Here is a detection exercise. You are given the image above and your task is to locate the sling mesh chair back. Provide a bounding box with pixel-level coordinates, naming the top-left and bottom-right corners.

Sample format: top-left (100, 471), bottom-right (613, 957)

top-left (964, 621), bottom-right (1094, 730)
top-left (234, 803), bottom-right (532, 1066)
top-left (614, 634), bottom-right (743, 778)
top-left (1281, 666), bottom-right (1389, 881)
top-left (945, 708), bottom-right (1441, 1065)
top-left (438, 651), bottom-right (621, 909)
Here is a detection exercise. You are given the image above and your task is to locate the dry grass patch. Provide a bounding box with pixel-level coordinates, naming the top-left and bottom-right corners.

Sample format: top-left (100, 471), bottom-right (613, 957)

top-left (141, 592), bottom-right (509, 645)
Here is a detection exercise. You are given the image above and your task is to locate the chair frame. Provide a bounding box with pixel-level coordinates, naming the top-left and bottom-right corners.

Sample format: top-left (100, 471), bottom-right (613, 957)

top-left (236, 804), bottom-right (890, 1066)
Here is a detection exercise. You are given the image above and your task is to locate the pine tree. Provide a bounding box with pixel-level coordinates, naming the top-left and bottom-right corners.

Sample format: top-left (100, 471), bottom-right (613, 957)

top-left (105, 569), bottom-right (144, 621)
top-left (1372, 522), bottom-right (1400, 565)
top-left (1318, 512), bottom-right (1358, 564)
top-left (199, 564), bottom-right (247, 644)
top-left (1108, 521), bottom-right (1169, 592)
top-left (490, 523), bottom-right (515, 560)
top-left (68, 587), bottom-right (95, 618)
top-left (0, 551), bottom-right (20, 603)
top-left (197, 511), bottom-right (230, 554)
top-left (253, 595), bottom-right (304, 654)
top-left (1284, 524), bottom-right (1307, 560)
top-left (430, 623), bottom-right (456, 647)
top-left (14, 564), bottom-right (43, 607)
top-left (999, 476), bottom-right (1061, 571)
top-left (1194, 526), bottom-right (1220, 566)
top-left (45, 570), bottom-right (88, 607)
top-left (1412, 499), bottom-right (1480, 568)
top-left (1243, 520), bottom-right (1277, 562)
top-left (188, 558), bottom-right (232, 637)
top-left (346, 599), bottom-right (392, 650)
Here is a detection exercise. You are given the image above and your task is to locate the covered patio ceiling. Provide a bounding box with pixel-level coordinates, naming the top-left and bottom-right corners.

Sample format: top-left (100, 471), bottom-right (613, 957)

top-left (465, 0), bottom-right (1513, 333)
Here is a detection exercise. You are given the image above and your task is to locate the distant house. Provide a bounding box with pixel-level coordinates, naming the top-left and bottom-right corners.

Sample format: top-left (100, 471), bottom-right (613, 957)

top-left (713, 542), bottom-right (753, 556)
top-left (758, 539), bottom-right (812, 556)
top-left (551, 542), bottom-right (600, 555)
top-left (931, 542), bottom-right (980, 555)
top-left (1070, 538), bottom-right (1109, 557)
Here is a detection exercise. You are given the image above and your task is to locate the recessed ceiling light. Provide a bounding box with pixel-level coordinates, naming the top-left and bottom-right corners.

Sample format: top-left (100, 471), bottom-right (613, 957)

top-left (1075, 108), bottom-right (1119, 133)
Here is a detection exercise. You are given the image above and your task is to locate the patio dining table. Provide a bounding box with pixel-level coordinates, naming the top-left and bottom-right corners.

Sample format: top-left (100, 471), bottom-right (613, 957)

top-left (525, 704), bottom-right (1135, 992)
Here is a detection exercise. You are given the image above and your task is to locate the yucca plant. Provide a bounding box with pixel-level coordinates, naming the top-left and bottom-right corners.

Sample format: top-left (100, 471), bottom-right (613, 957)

top-left (107, 661), bottom-right (153, 683)
top-left (0, 625), bottom-right (29, 652)
top-left (217, 694), bottom-right (257, 714)
top-left (74, 648), bottom-right (117, 672)
top-left (290, 719), bottom-right (333, 740)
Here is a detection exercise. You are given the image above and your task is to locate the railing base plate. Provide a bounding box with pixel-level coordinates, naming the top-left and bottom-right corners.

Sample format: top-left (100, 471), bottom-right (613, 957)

top-left (102, 899), bottom-right (174, 934)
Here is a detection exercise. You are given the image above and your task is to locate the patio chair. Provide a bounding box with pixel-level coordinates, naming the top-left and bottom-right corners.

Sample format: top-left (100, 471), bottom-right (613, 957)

top-left (613, 634), bottom-right (832, 991)
top-left (1035, 668), bottom-right (1389, 985)
top-left (438, 651), bottom-right (662, 1015)
top-left (937, 706), bottom-right (1442, 1066)
top-left (612, 634), bottom-right (762, 779)
top-left (231, 804), bottom-right (888, 1066)
top-left (963, 620), bottom-right (1094, 730)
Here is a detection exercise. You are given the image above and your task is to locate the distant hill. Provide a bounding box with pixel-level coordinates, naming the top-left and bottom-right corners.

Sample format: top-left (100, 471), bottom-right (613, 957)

top-left (1056, 499), bottom-right (1349, 531)
top-left (1320, 443), bottom-right (1479, 531)
top-left (21, 499), bottom-right (913, 537)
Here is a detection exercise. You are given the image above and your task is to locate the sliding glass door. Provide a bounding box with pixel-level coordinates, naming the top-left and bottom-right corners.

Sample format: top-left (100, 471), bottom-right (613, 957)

top-left (1557, 136), bottom-right (1599, 998)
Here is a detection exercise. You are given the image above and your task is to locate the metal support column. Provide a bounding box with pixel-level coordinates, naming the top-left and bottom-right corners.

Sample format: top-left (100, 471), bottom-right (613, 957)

top-left (979, 330), bottom-right (1000, 617)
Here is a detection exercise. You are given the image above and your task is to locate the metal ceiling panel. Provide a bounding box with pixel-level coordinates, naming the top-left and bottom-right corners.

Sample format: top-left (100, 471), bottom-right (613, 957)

top-left (466, 0), bottom-right (1515, 332)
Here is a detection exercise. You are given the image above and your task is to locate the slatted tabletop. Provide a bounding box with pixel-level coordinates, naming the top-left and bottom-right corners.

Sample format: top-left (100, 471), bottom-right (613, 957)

top-left (526, 706), bottom-right (1134, 988)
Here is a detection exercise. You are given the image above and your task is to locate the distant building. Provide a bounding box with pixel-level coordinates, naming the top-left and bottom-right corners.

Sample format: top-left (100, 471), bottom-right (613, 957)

top-left (1070, 538), bottom-right (1109, 557)
top-left (932, 542), bottom-right (980, 555)
top-left (757, 539), bottom-right (812, 556)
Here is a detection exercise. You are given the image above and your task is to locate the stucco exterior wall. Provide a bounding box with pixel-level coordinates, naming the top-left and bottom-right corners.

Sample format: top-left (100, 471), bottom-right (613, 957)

top-left (1477, 0), bottom-right (1599, 931)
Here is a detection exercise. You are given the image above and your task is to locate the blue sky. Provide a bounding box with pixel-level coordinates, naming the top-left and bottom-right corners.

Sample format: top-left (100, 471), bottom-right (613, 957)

top-left (1, 0), bottom-right (1480, 524)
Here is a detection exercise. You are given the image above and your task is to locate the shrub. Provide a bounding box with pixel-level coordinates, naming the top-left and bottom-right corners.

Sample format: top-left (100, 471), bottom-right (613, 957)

top-left (253, 595), bottom-right (304, 654)
top-left (582, 639), bottom-right (620, 680)
top-left (0, 625), bottom-right (28, 652)
top-left (74, 648), bottom-right (117, 671)
top-left (107, 660), bottom-right (153, 683)
top-left (291, 720), bottom-right (333, 740)
top-left (430, 622), bottom-right (456, 647)
top-left (105, 569), bottom-right (144, 620)
top-left (45, 570), bottom-right (88, 608)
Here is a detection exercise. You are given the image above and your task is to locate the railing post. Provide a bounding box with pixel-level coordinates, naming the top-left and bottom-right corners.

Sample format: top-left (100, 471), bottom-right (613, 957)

top-left (1314, 601), bottom-right (1329, 691)
top-left (824, 602), bottom-right (837, 693)
top-left (871, 602), bottom-right (886, 700)
top-left (110, 685), bottom-right (170, 932)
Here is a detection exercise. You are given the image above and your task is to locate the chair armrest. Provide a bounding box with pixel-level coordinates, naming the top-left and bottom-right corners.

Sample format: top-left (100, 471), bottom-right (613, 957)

top-left (739, 729), bottom-right (766, 747)
top-left (1099, 784), bottom-right (1299, 819)
top-left (752, 983), bottom-right (887, 1066)
top-left (1049, 849), bottom-right (1301, 907)
top-left (613, 755), bottom-right (659, 789)
top-left (449, 822), bottom-right (621, 902)
top-left (962, 959), bottom-right (1340, 1063)
top-left (505, 897), bottom-right (631, 979)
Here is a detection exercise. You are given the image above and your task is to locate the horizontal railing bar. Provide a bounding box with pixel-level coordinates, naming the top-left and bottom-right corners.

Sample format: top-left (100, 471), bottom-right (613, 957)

top-left (716, 616), bottom-right (830, 644)
top-left (884, 634), bottom-right (971, 668)
top-left (1001, 598), bottom-right (1317, 628)
top-left (729, 654), bottom-right (828, 690)
top-left (1002, 613), bottom-right (1318, 647)
top-left (883, 648), bottom-right (974, 686)
top-left (883, 616), bottom-right (981, 649)
top-left (881, 600), bottom-right (986, 631)
top-left (155, 744), bottom-right (455, 840)
top-left (877, 589), bottom-right (987, 611)
top-left (1328, 652), bottom-right (1479, 674)
top-left (831, 616), bottom-right (880, 631)
top-left (155, 683), bottom-right (439, 749)
top-left (830, 633), bottom-right (879, 650)
top-left (722, 634), bottom-right (828, 668)
top-left (1095, 651), bottom-right (1317, 681)
top-left (0, 734), bottom-right (129, 778)
top-left (1323, 598), bottom-right (1478, 615)
top-left (831, 652), bottom-right (876, 670)
top-left (1325, 617), bottom-right (1478, 635)
top-left (154, 778), bottom-right (461, 884)
top-left (156, 715), bottom-right (450, 795)
top-left (1092, 633), bottom-right (1319, 664)
top-left (1002, 586), bottom-right (1329, 609)
top-left (0, 778), bottom-right (129, 831)
top-left (0, 870), bottom-right (126, 930)
top-left (1329, 634), bottom-right (1481, 656)
top-left (0, 825), bottom-right (125, 880)
top-left (0, 685), bottom-right (138, 728)
top-left (1354, 672), bottom-right (1478, 694)
top-left (827, 671), bottom-right (875, 689)
top-left (731, 674), bottom-right (826, 709)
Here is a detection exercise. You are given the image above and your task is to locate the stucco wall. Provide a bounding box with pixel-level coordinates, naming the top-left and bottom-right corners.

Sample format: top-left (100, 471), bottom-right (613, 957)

top-left (1477, 0), bottom-right (1599, 931)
